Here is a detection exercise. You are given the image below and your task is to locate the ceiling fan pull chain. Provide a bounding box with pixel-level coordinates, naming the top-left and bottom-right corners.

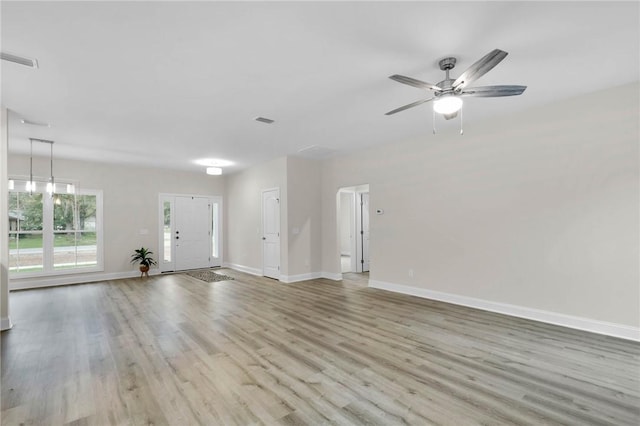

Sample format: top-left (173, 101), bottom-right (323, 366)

top-left (460, 106), bottom-right (464, 135)
top-left (432, 109), bottom-right (437, 135)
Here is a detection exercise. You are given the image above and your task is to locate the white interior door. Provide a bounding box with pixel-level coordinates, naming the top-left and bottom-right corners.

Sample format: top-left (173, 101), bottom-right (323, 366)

top-left (262, 188), bottom-right (280, 279)
top-left (160, 195), bottom-right (221, 272)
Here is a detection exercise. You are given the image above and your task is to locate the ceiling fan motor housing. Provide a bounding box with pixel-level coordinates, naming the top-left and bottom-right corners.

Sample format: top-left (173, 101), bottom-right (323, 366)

top-left (436, 57), bottom-right (458, 96)
top-left (438, 57), bottom-right (457, 71)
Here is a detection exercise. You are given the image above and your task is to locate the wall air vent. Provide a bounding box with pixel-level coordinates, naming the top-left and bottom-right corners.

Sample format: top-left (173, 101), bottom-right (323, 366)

top-left (1, 52), bottom-right (38, 68)
top-left (254, 117), bottom-right (275, 124)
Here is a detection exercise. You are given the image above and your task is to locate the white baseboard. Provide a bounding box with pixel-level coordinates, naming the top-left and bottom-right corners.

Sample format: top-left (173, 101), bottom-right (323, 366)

top-left (369, 279), bottom-right (640, 342)
top-left (10, 269), bottom-right (161, 291)
top-left (280, 272), bottom-right (323, 283)
top-left (322, 272), bottom-right (343, 281)
top-left (1, 316), bottom-right (12, 331)
top-left (223, 262), bottom-right (262, 276)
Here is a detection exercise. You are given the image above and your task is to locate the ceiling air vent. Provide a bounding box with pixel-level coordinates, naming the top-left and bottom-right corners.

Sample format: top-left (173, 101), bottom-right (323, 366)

top-left (1, 52), bottom-right (38, 68)
top-left (254, 117), bottom-right (275, 124)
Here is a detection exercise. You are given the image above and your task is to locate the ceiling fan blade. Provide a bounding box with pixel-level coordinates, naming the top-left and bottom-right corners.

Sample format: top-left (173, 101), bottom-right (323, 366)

top-left (385, 97), bottom-right (434, 115)
top-left (453, 49), bottom-right (508, 90)
top-left (460, 85), bottom-right (527, 97)
top-left (389, 75), bottom-right (442, 92)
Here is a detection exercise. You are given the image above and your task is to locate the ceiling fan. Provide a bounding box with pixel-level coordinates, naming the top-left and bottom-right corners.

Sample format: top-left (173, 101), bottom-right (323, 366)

top-left (386, 49), bottom-right (526, 120)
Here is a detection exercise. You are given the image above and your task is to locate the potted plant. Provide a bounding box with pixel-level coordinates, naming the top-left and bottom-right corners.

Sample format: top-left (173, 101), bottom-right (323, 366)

top-left (130, 247), bottom-right (157, 278)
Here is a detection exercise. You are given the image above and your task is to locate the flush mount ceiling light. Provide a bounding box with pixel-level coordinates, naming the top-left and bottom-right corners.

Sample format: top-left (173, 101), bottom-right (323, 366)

top-left (1, 52), bottom-right (38, 68)
top-left (195, 158), bottom-right (234, 167)
top-left (206, 167), bottom-right (222, 175)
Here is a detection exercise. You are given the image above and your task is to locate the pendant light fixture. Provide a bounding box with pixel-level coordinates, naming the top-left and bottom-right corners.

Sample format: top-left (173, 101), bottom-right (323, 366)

top-left (27, 138), bottom-right (55, 196)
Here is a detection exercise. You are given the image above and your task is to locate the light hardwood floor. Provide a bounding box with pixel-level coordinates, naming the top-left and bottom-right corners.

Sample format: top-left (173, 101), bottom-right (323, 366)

top-left (1, 270), bottom-right (639, 425)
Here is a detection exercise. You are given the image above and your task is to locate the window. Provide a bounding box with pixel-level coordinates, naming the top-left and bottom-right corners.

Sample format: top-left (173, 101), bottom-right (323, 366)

top-left (8, 185), bottom-right (103, 276)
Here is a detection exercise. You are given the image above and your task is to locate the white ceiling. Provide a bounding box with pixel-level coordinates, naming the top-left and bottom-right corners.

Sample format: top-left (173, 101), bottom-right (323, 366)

top-left (2, 1), bottom-right (639, 174)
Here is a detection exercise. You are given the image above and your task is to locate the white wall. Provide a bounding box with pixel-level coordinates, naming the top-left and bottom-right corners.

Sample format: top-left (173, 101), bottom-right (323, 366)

top-left (224, 156), bottom-right (323, 281)
top-left (8, 155), bottom-right (224, 288)
top-left (224, 157), bottom-right (288, 276)
top-left (339, 192), bottom-right (352, 256)
top-left (321, 82), bottom-right (639, 331)
top-left (286, 156), bottom-right (322, 278)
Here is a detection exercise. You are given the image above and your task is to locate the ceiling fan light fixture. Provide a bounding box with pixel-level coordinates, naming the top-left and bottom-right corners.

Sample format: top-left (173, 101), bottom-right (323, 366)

top-left (433, 95), bottom-right (463, 115)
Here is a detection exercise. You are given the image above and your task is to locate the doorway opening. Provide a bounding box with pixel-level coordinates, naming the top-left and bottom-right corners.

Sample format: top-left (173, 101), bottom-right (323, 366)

top-left (337, 184), bottom-right (369, 277)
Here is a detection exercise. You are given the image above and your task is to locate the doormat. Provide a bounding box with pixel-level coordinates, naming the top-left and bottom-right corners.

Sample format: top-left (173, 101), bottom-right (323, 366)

top-left (185, 269), bottom-right (234, 283)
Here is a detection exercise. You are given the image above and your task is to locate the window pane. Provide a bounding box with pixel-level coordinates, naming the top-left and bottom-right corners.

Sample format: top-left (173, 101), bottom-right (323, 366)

top-left (53, 231), bottom-right (97, 269)
top-left (77, 195), bottom-right (97, 231)
top-left (16, 192), bottom-right (43, 231)
top-left (164, 201), bottom-right (171, 262)
top-left (9, 232), bottom-right (44, 273)
top-left (77, 231), bottom-right (97, 267)
top-left (53, 194), bottom-right (78, 231)
top-left (212, 203), bottom-right (219, 258)
top-left (53, 232), bottom-right (77, 269)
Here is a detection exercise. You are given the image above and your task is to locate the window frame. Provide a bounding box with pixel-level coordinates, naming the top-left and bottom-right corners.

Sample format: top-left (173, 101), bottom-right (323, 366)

top-left (8, 188), bottom-right (104, 278)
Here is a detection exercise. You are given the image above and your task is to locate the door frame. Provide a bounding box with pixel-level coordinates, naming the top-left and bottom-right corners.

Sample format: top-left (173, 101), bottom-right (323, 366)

top-left (158, 193), bottom-right (223, 272)
top-left (337, 184), bottom-right (370, 275)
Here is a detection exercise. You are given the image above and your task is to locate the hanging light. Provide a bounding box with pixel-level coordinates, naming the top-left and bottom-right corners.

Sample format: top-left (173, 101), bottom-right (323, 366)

top-left (28, 138), bottom-right (55, 196)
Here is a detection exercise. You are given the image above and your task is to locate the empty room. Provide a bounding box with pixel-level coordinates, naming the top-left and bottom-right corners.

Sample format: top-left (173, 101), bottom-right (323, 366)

top-left (1, 1), bottom-right (639, 425)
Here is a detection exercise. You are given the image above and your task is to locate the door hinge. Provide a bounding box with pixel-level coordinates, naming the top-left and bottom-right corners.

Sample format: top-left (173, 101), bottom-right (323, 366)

top-left (277, 198), bottom-right (280, 203)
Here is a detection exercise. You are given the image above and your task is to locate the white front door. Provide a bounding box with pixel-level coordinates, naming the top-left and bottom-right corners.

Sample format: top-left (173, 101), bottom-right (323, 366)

top-left (160, 195), bottom-right (222, 272)
top-left (262, 188), bottom-right (280, 279)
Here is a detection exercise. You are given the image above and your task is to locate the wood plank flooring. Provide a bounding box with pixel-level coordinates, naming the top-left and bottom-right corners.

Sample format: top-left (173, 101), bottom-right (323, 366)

top-left (1, 270), bottom-right (639, 425)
